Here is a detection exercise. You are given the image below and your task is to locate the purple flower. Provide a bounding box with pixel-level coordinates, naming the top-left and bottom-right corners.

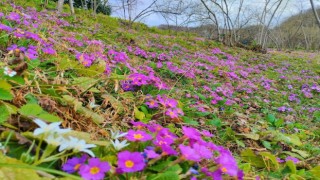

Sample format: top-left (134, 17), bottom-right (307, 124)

top-left (0, 23), bottom-right (13, 32)
top-left (179, 144), bottom-right (201, 162)
top-left (277, 158), bottom-right (285, 163)
top-left (130, 121), bottom-right (147, 129)
top-left (25, 46), bottom-right (38, 60)
top-left (285, 156), bottom-right (300, 164)
top-left (215, 150), bottom-right (239, 177)
top-left (146, 100), bottom-right (159, 108)
top-left (182, 126), bottom-right (202, 140)
top-left (62, 155), bottom-right (88, 173)
top-left (160, 144), bottom-right (178, 155)
top-left (153, 136), bottom-right (174, 146)
top-left (144, 149), bottom-right (160, 159)
top-left (6, 12), bottom-right (20, 23)
top-left (121, 82), bottom-right (136, 91)
top-left (117, 151), bottom-right (146, 172)
top-left (42, 44), bottom-right (56, 55)
top-left (201, 130), bottom-right (213, 137)
top-left (165, 108), bottom-right (179, 118)
top-left (157, 128), bottom-right (178, 140)
top-left (126, 130), bottom-right (153, 142)
top-left (278, 106), bottom-right (286, 112)
top-left (79, 158), bottom-right (110, 180)
top-left (192, 143), bottom-right (212, 159)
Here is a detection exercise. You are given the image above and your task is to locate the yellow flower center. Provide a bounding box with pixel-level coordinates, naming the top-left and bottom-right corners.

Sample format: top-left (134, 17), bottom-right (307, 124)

top-left (73, 163), bottom-right (81, 170)
top-left (169, 111), bottom-right (174, 115)
top-left (159, 141), bottom-right (167, 145)
top-left (125, 160), bottom-right (134, 168)
top-left (90, 166), bottom-right (100, 175)
top-left (134, 133), bottom-right (144, 139)
top-left (221, 167), bottom-right (228, 173)
top-left (150, 101), bottom-right (155, 105)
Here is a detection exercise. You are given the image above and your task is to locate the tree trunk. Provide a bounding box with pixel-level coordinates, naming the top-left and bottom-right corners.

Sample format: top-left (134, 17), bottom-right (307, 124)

top-left (310, 0), bottom-right (320, 29)
top-left (69, 0), bottom-right (75, 15)
top-left (57, 0), bottom-right (64, 13)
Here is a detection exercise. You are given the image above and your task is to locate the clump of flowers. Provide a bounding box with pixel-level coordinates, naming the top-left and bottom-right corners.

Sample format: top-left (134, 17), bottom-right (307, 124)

top-left (145, 94), bottom-right (184, 119)
top-left (121, 72), bottom-right (168, 91)
top-left (61, 122), bottom-right (242, 179)
top-left (63, 155), bottom-right (111, 180)
top-left (278, 106), bottom-right (293, 112)
top-left (30, 119), bottom-right (97, 165)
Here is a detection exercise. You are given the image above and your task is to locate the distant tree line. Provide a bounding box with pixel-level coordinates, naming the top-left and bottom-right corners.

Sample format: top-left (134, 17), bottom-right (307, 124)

top-left (53, 0), bottom-right (111, 15)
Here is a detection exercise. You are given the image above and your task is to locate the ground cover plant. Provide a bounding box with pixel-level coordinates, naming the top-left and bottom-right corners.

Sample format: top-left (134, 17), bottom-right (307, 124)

top-left (0, 0), bottom-right (319, 179)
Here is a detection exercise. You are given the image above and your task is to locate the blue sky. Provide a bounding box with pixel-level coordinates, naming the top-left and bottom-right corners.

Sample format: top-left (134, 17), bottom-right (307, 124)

top-left (108, 0), bottom-right (320, 27)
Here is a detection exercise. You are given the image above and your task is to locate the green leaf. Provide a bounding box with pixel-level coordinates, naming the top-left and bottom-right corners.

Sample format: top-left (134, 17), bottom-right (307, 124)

top-left (18, 104), bottom-right (43, 116)
top-left (206, 118), bottom-right (222, 127)
top-left (267, 114), bottom-right (276, 124)
top-left (27, 59), bottom-right (40, 69)
top-left (259, 152), bottom-right (279, 170)
top-left (262, 141), bottom-right (272, 150)
top-left (277, 133), bottom-right (302, 146)
top-left (182, 116), bottom-right (199, 126)
top-left (241, 149), bottom-right (265, 168)
top-left (24, 94), bottom-right (38, 104)
top-left (236, 139), bottom-right (245, 148)
top-left (274, 119), bottom-right (284, 127)
top-left (147, 171), bottom-right (180, 180)
top-left (75, 61), bottom-right (106, 77)
top-left (0, 88), bottom-right (13, 101)
top-left (195, 111), bottom-right (210, 117)
top-left (0, 80), bottom-right (11, 91)
top-left (73, 77), bottom-right (97, 90)
top-left (237, 133), bottom-right (260, 140)
top-left (37, 113), bottom-right (61, 122)
top-left (286, 160), bottom-right (297, 174)
top-left (140, 106), bottom-right (149, 115)
top-left (239, 163), bottom-right (251, 173)
top-left (1, 102), bottom-right (18, 114)
top-left (0, 105), bottom-right (10, 124)
top-left (196, 93), bottom-right (206, 101)
top-left (0, 154), bottom-right (41, 180)
top-left (291, 148), bottom-right (309, 158)
top-left (309, 166), bottom-right (320, 178)
top-left (134, 108), bottom-right (145, 121)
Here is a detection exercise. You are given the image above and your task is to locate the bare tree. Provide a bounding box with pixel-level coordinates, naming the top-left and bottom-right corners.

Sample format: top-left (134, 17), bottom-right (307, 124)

top-left (112, 0), bottom-right (159, 25)
top-left (310, 0), bottom-right (320, 28)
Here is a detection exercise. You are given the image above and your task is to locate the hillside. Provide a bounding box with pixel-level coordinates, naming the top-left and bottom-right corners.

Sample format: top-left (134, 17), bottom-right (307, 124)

top-left (0, 0), bottom-right (319, 179)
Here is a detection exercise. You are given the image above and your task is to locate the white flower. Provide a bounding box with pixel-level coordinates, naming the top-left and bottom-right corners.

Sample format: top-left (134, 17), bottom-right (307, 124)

top-left (4, 66), bottom-right (17, 77)
top-left (59, 136), bottom-right (96, 157)
top-left (33, 119), bottom-right (71, 136)
top-left (44, 134), bottom-right (66, 147)
top-left (111, 139), bottom-right (129, 151)
top-left (110, 129), bottom-right (128, 139)
top-left (88, 101), bottom-right (100, 109)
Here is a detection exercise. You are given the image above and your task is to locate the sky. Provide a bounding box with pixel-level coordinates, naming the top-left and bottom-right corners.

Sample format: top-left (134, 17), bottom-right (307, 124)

top-left (108, 0), bottom-right (320, 27)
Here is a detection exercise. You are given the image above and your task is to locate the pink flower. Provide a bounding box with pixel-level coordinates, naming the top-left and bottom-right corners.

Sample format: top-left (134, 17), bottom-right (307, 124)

top-left (144, 148), bottom-right (160, 159)
top-left (126, 130), bottom-right (153, 142)
top-left (78, 158), bottom-right (110, 180)
top-left (179, 144), bottom-right (201, 162)
top-left (192, 143), bottom-right (212, 159)
top-left (182, 126), bottom-right (202, 140)
top-left (117, 151), bottom-right (146, 172)
top-left (146, 100), bottom-right (159, 108)
top-left (165, 108), bottom-right (179, 118)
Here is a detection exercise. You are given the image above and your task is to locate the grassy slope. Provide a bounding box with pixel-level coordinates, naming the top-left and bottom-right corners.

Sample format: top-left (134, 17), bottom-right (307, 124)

top-left (1, 0), bottom-right (320, 179)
